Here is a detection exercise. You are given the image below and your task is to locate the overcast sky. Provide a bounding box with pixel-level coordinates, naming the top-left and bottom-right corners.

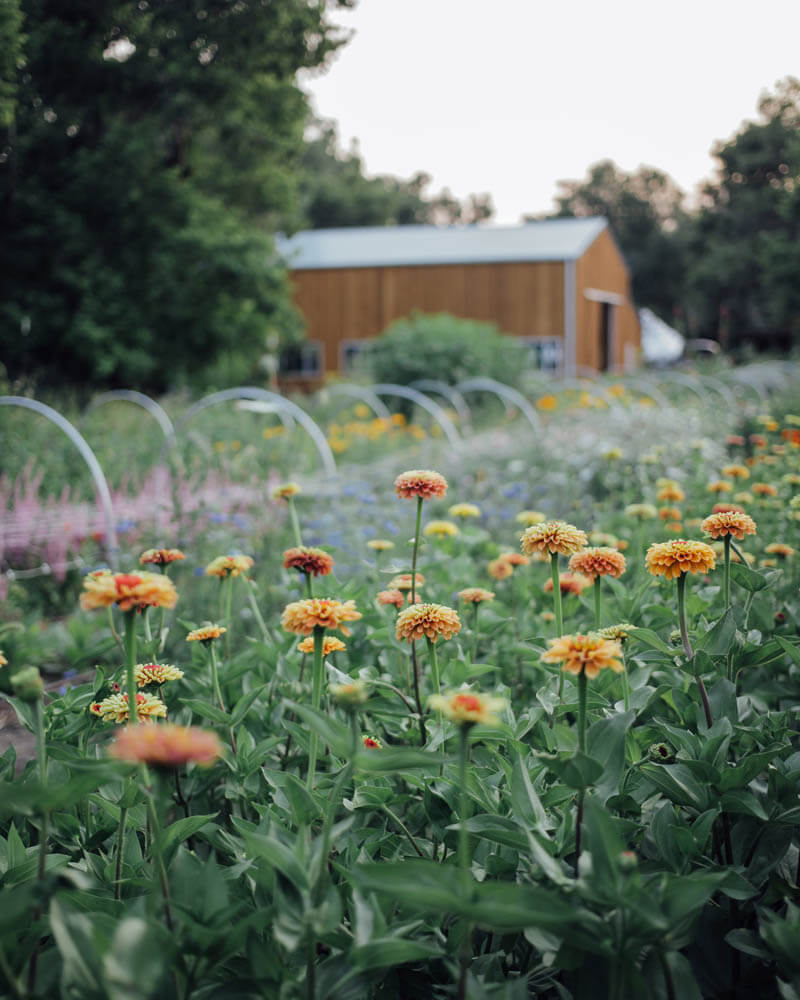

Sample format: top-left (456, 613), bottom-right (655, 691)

top-left (301, 0), bottom-right (800, 224)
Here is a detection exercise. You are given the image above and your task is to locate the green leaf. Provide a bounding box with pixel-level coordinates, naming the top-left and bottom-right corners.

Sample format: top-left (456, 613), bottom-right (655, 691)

top-left (628, 628), bottom-right (675, 655)
top-left (351, 859), bottom-right (462, 912)
top-left (720, 789), bottom-right (769, 821)
top-left (243, 829), bottom-right (309, 891)
top-left (102, 917), bottom-right (171, 1000)
top-left (586, 712), bottom-right (633, 804)
top-left (354, 747), bottom-right (445, 773)
top-left (283, 774), bottom-right (323, 824)
top-left (284, 701), bottom-right (350, 757)
top-left (511, 753), bottom-right (550, 832)
top-left (729, 562), bottom-right (770, 592)
top-left (455, 814), bottom-right (528, 851)
top-left (161, 813), bottom-right (218, 856)
top-left (640, 763), bottom-right (709, 810)
top-left (534, 750), bottom-right (604, 790)
top-left (696, 609), bottom-right (737, 655)
top-left (775, 636), bottom-right (800, 668)
top-left (230, 685), bottom-right (267, 727)
top-left (348, 938), bottom-right (443, 971)
top-left (180, 699), bottom-right (231, 725)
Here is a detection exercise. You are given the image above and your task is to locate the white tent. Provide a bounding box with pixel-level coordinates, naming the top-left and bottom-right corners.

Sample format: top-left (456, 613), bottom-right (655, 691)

top-left (639, 307), bottom-right (685, 365)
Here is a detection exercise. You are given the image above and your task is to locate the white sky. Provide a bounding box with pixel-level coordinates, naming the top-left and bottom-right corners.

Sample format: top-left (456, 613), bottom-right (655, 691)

top-left (301, 0), bottom-right (800, 224)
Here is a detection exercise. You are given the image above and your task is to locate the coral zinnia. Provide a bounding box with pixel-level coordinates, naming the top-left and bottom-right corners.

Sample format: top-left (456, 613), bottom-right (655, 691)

top-left (520, 520), bottom-right (588, 558)
top-left (135, 663), bottom-right (184, 686)
top-left (645, 539), bottom-right (716, 579)
top-left (281, 598), bottom-right (362, 636)
top-left (568, 547), bottom-right (627, 580)
top-left (541, 633), bottom-right (624, 678)
top-left (140, 548), bottom-right (186, 566)
top-left (377, 589), bottom-right (405, 608)
top-left (81, 571), bottom-right (178, 613)
top-left (186, 624), bottom-right (226, 643)
top-left (282, 546), bottom-right (334, 577)
top-left (424, 520), bottom-right (459, 537)
top-left (752, 483), bottom-right (778, 497)
top-left (488, 557), bottom-right (514, 580)
top-left (90, 692), bottom-right (167, 724)
top-left (544, 572), bottom-right (592, 595)
top-left (701, 511), bottom-right (757, 540)
top-left (396, 603), bottom-right (461, 643)
top-left (109, 724), bottom-right (222, 768)
top-left (765, 543), bottom-right (795, 558)
top-left (297, 635), bottom-right (347, 655)
top-left (712, 502), bottom-right (745, 515)
top-left (428, 690), bottom-right (506, 727)
top-left (205, 555), bottom-right (254, 578)
top-left (499, 552), bottom-right (530, 566)
top-left (457, 588), bottom-right (495, 603)
top-left (394, 469), bottom-right (448, 500)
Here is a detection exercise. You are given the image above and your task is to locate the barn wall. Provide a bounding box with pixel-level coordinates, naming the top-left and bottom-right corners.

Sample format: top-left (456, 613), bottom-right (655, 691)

top-left (290, 260), bottom-right (566, 373)
top-left (574, 229), bottom-right (640, 371)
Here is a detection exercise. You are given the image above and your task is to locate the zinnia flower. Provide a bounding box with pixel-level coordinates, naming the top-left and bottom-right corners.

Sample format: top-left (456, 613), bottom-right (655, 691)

top-left (140, 548), bottom-right (186, 566)
top-left (377, 589), bottom-right (405, 608)
top-left (457, 588), bottom-right (495, 603)
top-left (297, 635), bottom-right (347, 654)
top-left (205, 555), bottom-right (254, 578)
top-left (588, 531), bottom-right (619, 548)
top-left (568, 547), bottom-right (627, 580)
top-left (520, 520), bottom-right (587, 558)
top-left (752, 483), bottom-right (778, 497)
top-left (388, 573), bottom-right (425, 591)
top-left (656, 483), bottom-right (685, 503)
top-left (81, 571), bottom-right (178, 613)
top-left (282, 546), bottom-right (334, 577)
top-left (330, 680), bottom-right (368, 706)
top-left (541, 633), bottom-right (624, 678)
top-left (428, 690), bottom-right (506, 727)
top-left (363, 735), bottom-right (383, 749)
top-left (186, 624), bottom-right (226, 643)
top-left (394, 469), bottom-right (447, 500)
top-left (597, 622), bottom-right (636, 642)
top-left (366, 539), bottom-right (395, 551)
top-left (281, 598), bottom-right (362, 636)
top-left (396, 604), bottom-right (461, 643)
top-left (449, 503), bottom-right (481, 518)
top-left (109, 724), bottom-right (222, 768)
top-left (135, 663), bottom-right (184, 686)
top-left (707, 480), bottom-right (733, 494)
top-left (516, 510), bottom-right (546, 526)
top-left (488, 557), bottom-right (514, 580)
top-left (625, 503), bottom-right (657, 520)
top-left (0, 651), bottom-right (6, 668)
top-left (499, 552), bottom-right (530, 566)
top-left (722, 464), bottom-right (750, 480)
top-left (544, 572), bottom-right (592, 595)
top-left (765, 543), bottom-right (795, 558)
top-left (701, 511), bottom-right (757, 540)
top-left (659, 506), bottom-right (683, 522)
top-left (424, 520), bottom-right (459, 537)
top-left (712, 502), bottom-right (745, 515)
top-left (645, 539), bottom-right (716, 579)
top-left (90, 692), bottom-right (167, 724)
top-left (272, 482), bottom-right (301, 499)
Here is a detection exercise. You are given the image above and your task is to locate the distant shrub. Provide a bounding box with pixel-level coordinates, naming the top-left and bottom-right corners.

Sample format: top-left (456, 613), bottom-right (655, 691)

top-left (364, 312), bottom-right (531, 388)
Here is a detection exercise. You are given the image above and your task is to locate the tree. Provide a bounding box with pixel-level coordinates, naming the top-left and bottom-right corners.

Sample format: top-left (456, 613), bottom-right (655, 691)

top-left (547, 160), bottom-right (687, 321)
top-left (684, 77), bottom-right (800, 350)
top-left (298, 118), bottom-right (494, 229)
top-left (0, 0), bottom-right (351, 391)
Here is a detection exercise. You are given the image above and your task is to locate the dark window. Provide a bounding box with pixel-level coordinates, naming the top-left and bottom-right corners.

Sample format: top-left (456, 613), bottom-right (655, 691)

top-left (280, 341), bottom-right (323, 375)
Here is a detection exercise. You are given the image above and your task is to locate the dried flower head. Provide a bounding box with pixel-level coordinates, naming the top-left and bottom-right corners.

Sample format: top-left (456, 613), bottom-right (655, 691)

top-left (424, 520), bottom-right (459, 538)
top-left (272, 482), bottom-right (301, 500)
top-left (281, 598), bottom-right (362, 636)
top-left (448, 503), bottom-right (481, 518)
top-left (366, 539), bottom-right (395, 551)
top-left (543, 572), bottom-right (592, 595)
top-left (394, 469), bottom-right (448, 500)
top-left (516, 510), bottom-right (546, 526)
top-left (140, 548), bottom-right (186, 566)
top-left (297, 635), bottom-right (347, 655)
top-left (521, 520), bottom-right (587, 558)
top-left (457, 588), bottom-right (495, 604)
top-left (568, 547), bottom-right (627, 580)
top-left (186, 624), bottom-right (226, 643)
top-left (396, 603), bottom-right (461, 643)
top-left (135, 663), bottom-right (184, 686)
top-left (90, 692), bottom-right (167, 724)
top-left (488, 557), bottom-right (514, 580)
top-left (625, 503), bottom-right (657, 520)
top-left (645, 539), bottom-right (716, 579)
top-left (81, 571), bottom-right (178, 613)
top-left (701, 511), bottom-right (757, 540)
top-left (282, 546), bottom-right (334, 577)
top-left (109, 724), bottom-right (222, 768)
top-left (428, 690), bottom-right (506, 727)
top-left (541, 633), bottom-right (624, 678)
top-left (205, 555), bottom-right (254, 578)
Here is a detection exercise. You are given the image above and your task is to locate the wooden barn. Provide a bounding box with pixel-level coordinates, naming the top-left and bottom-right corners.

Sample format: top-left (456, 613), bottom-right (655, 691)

top-left (275, 217), bottom-right (640, 380)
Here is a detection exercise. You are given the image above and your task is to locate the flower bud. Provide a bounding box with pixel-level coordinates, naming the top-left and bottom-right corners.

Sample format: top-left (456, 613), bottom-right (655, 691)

top-left (11, 667), bottom-right (44, 703)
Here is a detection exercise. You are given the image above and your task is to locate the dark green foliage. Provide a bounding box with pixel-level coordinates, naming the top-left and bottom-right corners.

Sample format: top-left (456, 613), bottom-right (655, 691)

top-left (365, 312), bottom-right (531, 389)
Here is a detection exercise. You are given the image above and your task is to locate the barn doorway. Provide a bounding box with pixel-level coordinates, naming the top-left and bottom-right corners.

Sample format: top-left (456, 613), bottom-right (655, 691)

top-left (598, 302), bottom-right (614, 372)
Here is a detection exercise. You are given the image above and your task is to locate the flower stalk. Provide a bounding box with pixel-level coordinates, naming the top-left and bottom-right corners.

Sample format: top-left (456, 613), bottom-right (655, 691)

top-left (123, 609), bottom-right (139, 725)
top-left (676, 572), bottom-right (713, 729)
top-left (306, 626), bottom-right (326, 789)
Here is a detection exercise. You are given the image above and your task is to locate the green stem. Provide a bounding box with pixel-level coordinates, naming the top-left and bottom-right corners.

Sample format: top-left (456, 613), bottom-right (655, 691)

top-left (288, 497), bottom-right (304, 548)
top-left (427, 637), bottom-right (441, 696)
top-left (551, 553), bottom-right (565, 700)
top-left (411, 498), bottom-right (423, 604)
top-left (676, 574), bottom-right (713, 729)
top-left (410, 642), bottom-right (427, 744)
top-left (0, 942), bottom-right (24, 1000)
top-left (245, 582), bottom-right (271, 643)
top-left (115, 805), bottom-right (128, 901)
top-left (144, 772), bottom-right (174, 931)
top-left (593, 577), bottom-right (602, 630)
top-left (224, 575), bottom-right (234, 659)
top-left (209, 641), bottom-right (226, 713)
top-left (472, 604), bottom-right (480, 662)
top-left (123, 609), bottom-right (138, 725)
top-left (575, 670), bottom-right (588, 877)
top-left (382, 803), bottom-right (426, 858)
top-left (723, 535), bottom-right (731, 610)
top-left (457, 726), bottom-right (471, 896)
top-left (307, 627), bottom-right (325, 790)
top-left (621, 649), bottom-right (630, 713)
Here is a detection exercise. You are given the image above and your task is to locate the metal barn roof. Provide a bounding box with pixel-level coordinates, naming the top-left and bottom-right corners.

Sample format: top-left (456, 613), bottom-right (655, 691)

top-left (276, 217), bottom-right (608, 271)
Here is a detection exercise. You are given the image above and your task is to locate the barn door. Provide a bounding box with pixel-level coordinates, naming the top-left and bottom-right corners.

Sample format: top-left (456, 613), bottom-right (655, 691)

top-left (598, 302), bottom-right (614, 372)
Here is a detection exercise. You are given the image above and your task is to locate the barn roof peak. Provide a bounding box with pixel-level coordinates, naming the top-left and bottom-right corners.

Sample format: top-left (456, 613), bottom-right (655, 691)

top-left (276, 217), bottom-right (609, 271)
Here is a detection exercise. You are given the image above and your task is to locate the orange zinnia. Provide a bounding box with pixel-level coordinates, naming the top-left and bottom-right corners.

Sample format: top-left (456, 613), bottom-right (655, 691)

top-left (520, 520), bottom-right (587, 558)
top-left (457, 588), bottom-right (495, 603)
top-left (281, 598), bottom-right (362, 636)
top-left (701, 511), bottom-right (757, 540)
top-left (428, 690), bottom-right (505, 726)
top-left (568, 547), bottom-right (627, 580)
top-left (140, 548), bottom-right (186, 565)
top-left (541, 633), bottom-right (624, 679)
top-left (396, 604), bottom-right (461, 643)
top-left (81, 571), bottom-right (178, 613)
top-left (110, 724), bottom-right (222, 768)
top-left (297, 635), bottom-right (347, 655)
top-left (205, 555), bottom-right (254, 578)
top-left (282, 546), bottom-right (334, 577)
top-left (394, 469), bottom-right (448, 500)
top-left (645, 539), bottom-right (716, 580)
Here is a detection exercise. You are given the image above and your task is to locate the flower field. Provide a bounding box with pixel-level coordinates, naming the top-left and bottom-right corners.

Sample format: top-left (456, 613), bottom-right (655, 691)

top-left (1, 367), bottom-right (800, 999)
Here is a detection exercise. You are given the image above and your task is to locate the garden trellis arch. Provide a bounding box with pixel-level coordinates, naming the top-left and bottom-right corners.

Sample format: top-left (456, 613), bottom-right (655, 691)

top-left (410, 380), bottom-right (472, 427)
top-left (85, 390), bottom-right (175, 441)
top-left (169, 387), bottom-right (337, 478)
top-left (317, 384), bottom-right (392, 421)
top-left (370, 384), bottom-right (462, 452)
top-left (0, 396), bottom-right (119, 567)
top-left (455, 377), bottom-right (542, 434)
